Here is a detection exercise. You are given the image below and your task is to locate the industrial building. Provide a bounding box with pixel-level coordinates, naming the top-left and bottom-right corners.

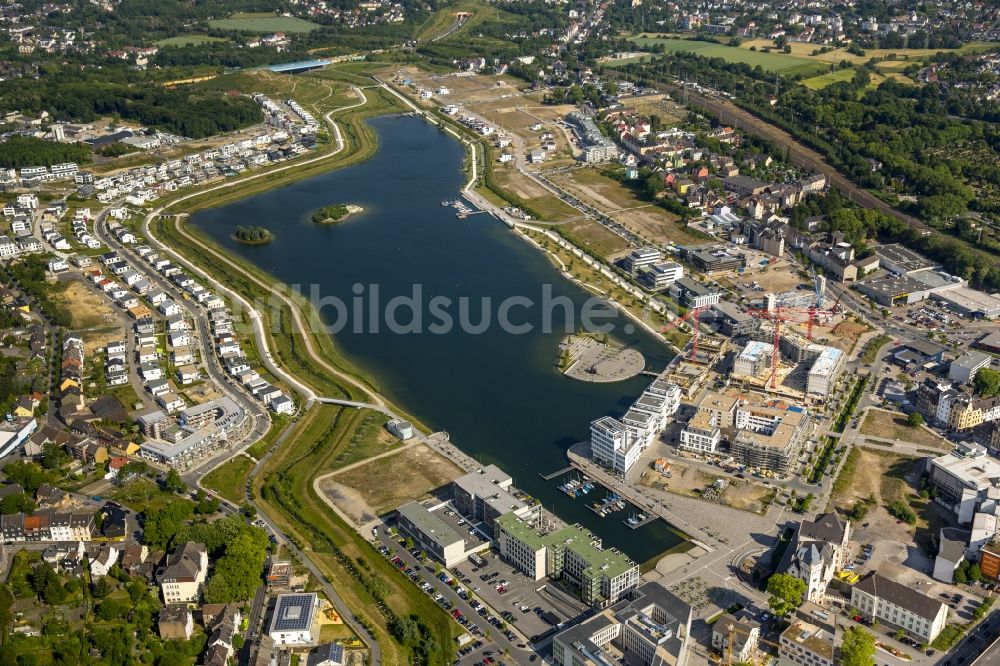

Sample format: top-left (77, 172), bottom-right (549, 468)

top-left (494, 514), bottom-right (639, 607)
top-left (871, 243), bottom-right (939, 276)
top-left (552, 582), bottom-right (692, 666)
top-left (934, 286), bottom-right (1000, 320)
top-left (949, 351), bottom-right (993, 385)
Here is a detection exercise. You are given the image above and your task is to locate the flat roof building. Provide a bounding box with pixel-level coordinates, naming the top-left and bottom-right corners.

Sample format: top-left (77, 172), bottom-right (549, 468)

top-left (494, 514), bottom-right (639, 607)
top-left (396, 501), bottom-right (470, 568)
top-left (927, 445), bottom-right (1000, 523)
top-left (872, 243), bottom-right (939, 275)
top-left (452, 465), bottom-right (538, 532)
top-left (807, 347), bottom-right (845, 397)
top-left (268, 593), bottom-right (318, 645)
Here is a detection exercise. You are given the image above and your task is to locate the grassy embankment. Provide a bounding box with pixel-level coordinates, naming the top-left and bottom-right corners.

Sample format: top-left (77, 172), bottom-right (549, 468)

top-left (253, 404), bottom-right (458, 666)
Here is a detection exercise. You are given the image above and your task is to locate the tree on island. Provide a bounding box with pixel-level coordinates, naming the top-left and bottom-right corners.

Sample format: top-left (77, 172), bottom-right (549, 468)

top-left (233, 225), bottom-right (272, 243)
top-left (311, 204), bottom-right (350, 223)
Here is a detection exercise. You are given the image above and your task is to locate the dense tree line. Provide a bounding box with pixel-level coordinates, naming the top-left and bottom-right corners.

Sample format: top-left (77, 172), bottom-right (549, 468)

top-left (0, 136), bottom-right (91, 168)
top-left (0, 75), bottom-right (262, 138)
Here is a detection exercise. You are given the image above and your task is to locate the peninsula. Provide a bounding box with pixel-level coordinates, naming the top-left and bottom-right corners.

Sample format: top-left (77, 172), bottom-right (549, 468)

top-left (311, 203), bottom-right (364, 224)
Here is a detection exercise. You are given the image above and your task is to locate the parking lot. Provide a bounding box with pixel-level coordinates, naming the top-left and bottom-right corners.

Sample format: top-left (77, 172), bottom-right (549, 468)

top-left (450, 549), bottom-right (590, 643)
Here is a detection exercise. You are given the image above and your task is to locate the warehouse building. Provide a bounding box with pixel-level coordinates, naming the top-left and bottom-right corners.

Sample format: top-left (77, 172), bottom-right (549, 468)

top-left (395, 501), bottom-right (488, 568)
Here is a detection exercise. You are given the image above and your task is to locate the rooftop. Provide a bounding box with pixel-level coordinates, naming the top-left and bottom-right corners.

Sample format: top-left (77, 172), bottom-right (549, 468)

top-left (397, 501), bottom-right (464, 547)
top-left (872, 243), bottom-right (938, 274)
top-left (854, 572), bottom-right (945, 620)
top-left (268, 593), bottom-right (317, 633)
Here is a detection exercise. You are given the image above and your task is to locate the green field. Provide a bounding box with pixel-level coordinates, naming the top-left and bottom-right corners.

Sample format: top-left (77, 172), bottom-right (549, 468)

top-left (155, 34), bottom-right (229, 47)
top-left (801, 68), bottom-right (857, 89)
top-left (202, 454), bottom-right (254, 504)
top-left (628, 36), bottom-right (827, 76)
top-left (208, 14), bottom-right (320, 33)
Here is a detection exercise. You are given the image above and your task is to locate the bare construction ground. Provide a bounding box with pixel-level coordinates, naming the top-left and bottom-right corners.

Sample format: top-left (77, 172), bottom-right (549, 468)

top-left (550, 167), bottom-right (704, 246)
top-left (54, 279), bottom-right (119, 331)
top-left (319, 443), bottom-right (462, 522)
top-left (638, 458), bottom-right (775, 514)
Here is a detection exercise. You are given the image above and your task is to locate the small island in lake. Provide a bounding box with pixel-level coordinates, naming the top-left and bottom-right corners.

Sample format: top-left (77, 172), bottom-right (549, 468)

top-left (311, 203), bottom-right (364, 224)
top-left (232, 225), bottom-right (273, 244)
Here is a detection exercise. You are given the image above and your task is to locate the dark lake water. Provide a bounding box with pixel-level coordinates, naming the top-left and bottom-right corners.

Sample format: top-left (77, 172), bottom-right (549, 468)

top-left (192, 114), bottom-right (687, 562)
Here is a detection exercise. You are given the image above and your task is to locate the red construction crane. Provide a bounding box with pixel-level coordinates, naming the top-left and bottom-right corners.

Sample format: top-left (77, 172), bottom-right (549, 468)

top-left (746, 305), bottom-right (839, 389)
top-left (658, 306), bottom-right (704, 361)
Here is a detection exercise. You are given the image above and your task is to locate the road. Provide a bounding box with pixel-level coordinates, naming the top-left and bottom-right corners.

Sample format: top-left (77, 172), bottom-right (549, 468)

top-left (93, 212), bottom-right (271, 471)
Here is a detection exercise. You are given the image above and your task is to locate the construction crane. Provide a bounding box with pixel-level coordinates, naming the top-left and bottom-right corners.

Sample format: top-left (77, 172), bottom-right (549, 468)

top-left (746, 305), bottom-right (839, 389)
top-left (657, 306), bottom-right (704, 361)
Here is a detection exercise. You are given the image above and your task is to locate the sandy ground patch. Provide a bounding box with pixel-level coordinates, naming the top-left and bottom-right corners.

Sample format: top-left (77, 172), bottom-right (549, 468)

top-left (54, 279), bottom-right (119, 331)
top-left (326, 443), bottom-right (462, 517)
top-left (638, 460), bottom-right (774, 514)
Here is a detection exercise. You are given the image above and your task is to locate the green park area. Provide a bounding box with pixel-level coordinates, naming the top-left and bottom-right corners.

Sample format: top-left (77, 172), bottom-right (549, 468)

top-left (208, 13), bottom-right (320, 33)
top-left (154, 34), bottom-right (229, 47)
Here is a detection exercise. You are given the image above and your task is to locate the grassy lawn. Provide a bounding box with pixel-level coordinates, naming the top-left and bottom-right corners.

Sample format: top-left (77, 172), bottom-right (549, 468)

top-left (860, 408), bottom-right (951, 450)
top-left (556, 218), bottom-right (631, 258)
top-left (208, 14), bottom-right (319, 33)
top-left (112, 479), bottom-right (194, 514)
top-left (801, 68), bottom-right (857, 90)
top-left (415, 0), bottom-right (521, 43)
top-left (154, 34), bottom-right (229, 47)
top-left (246, 415), bottom-right (290, 460)
top-left (202, 454), bottom-right (254, 504)
top-left (858, 334), bottom-right (892, 364)
top-left (254, 404), bottom-right (457, 666)
top-left (628, 35), bottom-right (826, 76)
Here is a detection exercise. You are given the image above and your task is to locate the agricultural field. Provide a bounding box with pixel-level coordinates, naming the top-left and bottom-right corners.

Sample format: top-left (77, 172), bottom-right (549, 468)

top-left (154, 34), bottom-right (229, 47)
top-left (208, 13), bottom-right (320, 33)
top-left (739, 38), bottom-right (998, 67)
top-left (628, 35), bottom-right (826, 76)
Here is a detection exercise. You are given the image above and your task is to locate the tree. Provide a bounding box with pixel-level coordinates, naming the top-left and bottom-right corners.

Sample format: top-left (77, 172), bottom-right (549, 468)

top-left (841, 626), bottom-right (876, 666)
top-left (968, 563), bottom-right (982, 583)
top-left (954, 566), bottom-right (968, 585)
top-left (766, 573), bottom-right (807, 616)
top-left (162, 469), bottom-right (187, 494)
top-left (907, 412), bottom-right (924, 428)
top-left (974, 368), bottom-right (1000, 398)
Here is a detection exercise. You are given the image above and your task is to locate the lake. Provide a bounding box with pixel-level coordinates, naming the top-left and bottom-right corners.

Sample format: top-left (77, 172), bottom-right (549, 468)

top-left (192, 114), bottom-right (688, 563)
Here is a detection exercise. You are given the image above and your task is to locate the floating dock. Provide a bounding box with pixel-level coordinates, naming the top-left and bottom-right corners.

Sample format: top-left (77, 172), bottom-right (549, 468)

top-left (540, 466), bottom-right (573, 481)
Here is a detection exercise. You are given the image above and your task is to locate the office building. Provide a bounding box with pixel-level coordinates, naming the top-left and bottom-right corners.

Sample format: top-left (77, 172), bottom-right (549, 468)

top-left (452, 465), bottom-right (539, 531)
top-left (927, 444), bottom-right (1000, 523)
top-left (552, 581), bottom-right (691, 666)
top-left (734, 341), bottom-right (774, 379)
top-left (712, 301), bottom-right (757, 336)
top-left (396, 501), bottom-right (472, 568)
top-left (949, 351), bottom-right (993, 385)
top-left (590, 416), bottom-right (641, 476)
top-left (806, 347), bottom-right (844, 397)
top-left (669, 277), bottom-right (721, 309)
top-left (778, 615), bottom-right (835, 666)
top-left (621, 246), bottom-right (662, 274)
top-left (494, 515), bottom-right (639, 607)
top-left (638, 262), bottom-right (683, 290)
top-left (679, 409), bottom-right (722, 454)
top-left (851, 572), bottom-right (948, 643)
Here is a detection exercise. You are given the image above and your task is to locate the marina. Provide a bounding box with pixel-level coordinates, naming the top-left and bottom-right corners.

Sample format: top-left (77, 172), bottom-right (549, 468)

top-left (558, 475), bottom-right (595, 498)
top-left (587, 492), bottom-right (627, 518)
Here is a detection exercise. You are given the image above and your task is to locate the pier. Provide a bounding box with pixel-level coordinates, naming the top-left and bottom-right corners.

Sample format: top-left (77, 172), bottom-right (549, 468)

top-left (539, 466), bottom-right (573, 481)
top-left (623, 513), bottom-right (658, 530)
